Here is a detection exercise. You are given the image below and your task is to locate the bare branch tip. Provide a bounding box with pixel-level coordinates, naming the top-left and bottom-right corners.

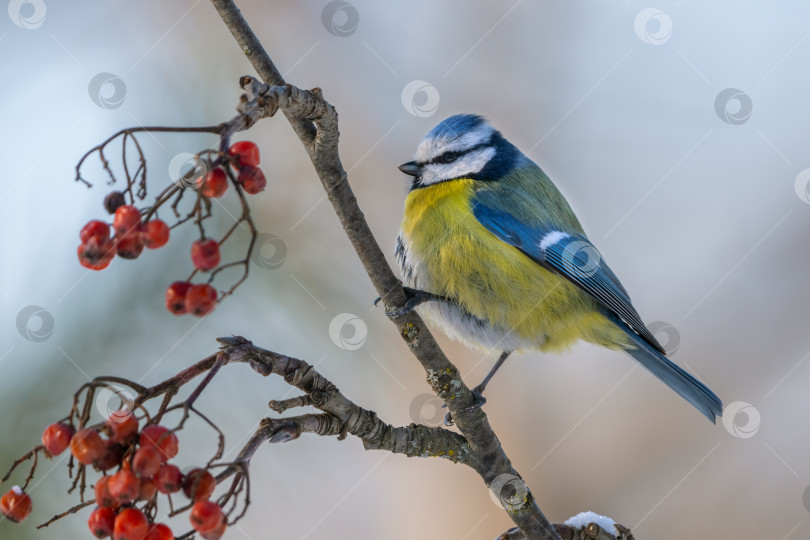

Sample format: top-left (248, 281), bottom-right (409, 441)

top-left (217, 335), bottom-right (250, 348)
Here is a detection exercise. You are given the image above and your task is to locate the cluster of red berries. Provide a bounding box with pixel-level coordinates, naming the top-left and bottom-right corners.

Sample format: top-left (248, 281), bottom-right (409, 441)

top-left (79, 203), bottom-right (222, 317)
top-left (78, 206), bottom-right (170, 271)
top-left (77, 141), bottom-right (267, 318)
top-left (0, 413), bottom-right (227, 539)
top-left (200, 141), bottom-right (266, 197)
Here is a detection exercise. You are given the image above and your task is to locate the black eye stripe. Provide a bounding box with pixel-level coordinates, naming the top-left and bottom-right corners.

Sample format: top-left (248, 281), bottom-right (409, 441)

top-left (424, 142), bottom-right (491, 166)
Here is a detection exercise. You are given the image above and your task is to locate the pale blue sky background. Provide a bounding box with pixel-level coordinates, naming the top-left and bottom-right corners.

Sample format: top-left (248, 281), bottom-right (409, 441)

top-left (1, 1), bottom-right (810, 539)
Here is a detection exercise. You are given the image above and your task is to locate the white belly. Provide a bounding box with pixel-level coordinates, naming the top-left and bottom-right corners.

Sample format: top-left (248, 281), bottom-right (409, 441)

top-left (395, 232), bottom-right (538, 353)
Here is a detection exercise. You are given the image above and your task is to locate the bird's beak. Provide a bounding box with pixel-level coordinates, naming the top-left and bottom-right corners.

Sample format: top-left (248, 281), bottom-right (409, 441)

top-left (398, 161), bottom-right (422, 177)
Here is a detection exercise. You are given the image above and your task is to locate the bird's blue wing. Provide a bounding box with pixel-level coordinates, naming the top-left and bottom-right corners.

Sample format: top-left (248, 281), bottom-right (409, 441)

top-left (472, 197), bottom-right (665, 354)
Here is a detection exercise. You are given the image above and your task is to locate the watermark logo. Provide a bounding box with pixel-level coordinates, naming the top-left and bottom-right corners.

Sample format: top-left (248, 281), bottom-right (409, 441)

top-left (94, 384), bottom-right (136, 421)
top-left (647, 321), bottom-right (680, 356)
top-left (409, 393), bottom-right (445, 427)
top-left (802, 485), bottom-right (810, 513)
top-left (16, 305), bottom-right (53, 342)
top-left (321, 0), bottom-right (359, 37)
top-left (793, 169), bottom-right (810, 204)
top-left (721, 401), bottom-right (760, 438)
top-left (634, 8), bottom-right (672, 45)
top-left (329, 313), bottom-right (367, 350)
top-left (560, 240), bottom-right (601, 279)
top-left (251, 233), bottom-right (287, 270)
top-left (168, 152), bottom-right (208, 190)
top-left (489, 473), bottom-right (530, 512)
top-left (714, 88), bottom-right (752, 125)
top-left (8, 0), bottom-right (46, 30)
top-left (88, 73), bottom-right (127, 110)
top-left (401, 80), bottom-right (440, 118)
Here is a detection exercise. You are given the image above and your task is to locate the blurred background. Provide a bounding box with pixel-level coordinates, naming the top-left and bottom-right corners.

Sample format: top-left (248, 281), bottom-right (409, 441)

top-left (2, 1), bottom-right (809, 538)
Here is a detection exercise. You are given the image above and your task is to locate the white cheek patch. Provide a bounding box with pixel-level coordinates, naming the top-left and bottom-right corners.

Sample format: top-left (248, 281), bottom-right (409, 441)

top-left (539, 230), bottom-right (570, 251)
top-left (418, 147), bottom-right (496, 186)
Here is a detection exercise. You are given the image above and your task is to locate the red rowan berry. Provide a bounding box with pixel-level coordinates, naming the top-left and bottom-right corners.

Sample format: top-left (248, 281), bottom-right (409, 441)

top-left (185, 284), bottom-right (218, 317)
top-left (78, 240), bottom-right (115, 270)
top-left (144, 523), bottom-right (174, 540)
top-left (42, 422), bottom-right (74, 456)
top-left (113, 205), bottom-right (141, 235)
top-left (81, 220), bottom-right (111, 244)
top-left (201, 168), bottom-right (228, 198)
top-left (106, 410), bottom-right (139, 443)
top-left (200, 520), bottom-right (227, 540)
top-left (138, 477), bottom-right (157, 502)
top-left (154, 464), bottom-right (183, 494)
top-left (191, 238), bottom-right (220, 271)
top-left (108, 469), bottom-right (139, 504)
top-left (228, 140), bottom-right (260, 168)
top-left (237, 165), bottom-right (267, 194)
top-left (182, 468), bottom-right (215, 501)
top-left (132, 446), bottom-right (161, 478)
top-left (139, 425), bottom-right (179, 461)
top-left (95, 440), bottom-right (126, 472)
top-left (70, 428), bottom-right (105, 465)
top-left (88, 506), bottom-right (116, 538)
top-left (114, 232), bottom-right (144, 260)
top-left (189, 500), bottom-right (224, 533)
top-left (165, 281), bottom-right (192, 315)
top-left (0, 486), bottom-right (32, 523)
top-left (94, 476), bottom-right (117, 508)
top-left (113, 507), bottom-right (148, 540)
top-left (143, 219), bottom-right (170, 249)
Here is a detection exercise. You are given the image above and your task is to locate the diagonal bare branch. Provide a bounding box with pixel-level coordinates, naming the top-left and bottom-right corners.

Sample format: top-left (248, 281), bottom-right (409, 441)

top-left (208, 1), bottom-right (561, 537)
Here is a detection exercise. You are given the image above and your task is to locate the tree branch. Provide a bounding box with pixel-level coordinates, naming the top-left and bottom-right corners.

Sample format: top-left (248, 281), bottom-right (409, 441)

top-left (209, 1), bottom-right (562, 537)
top-left (218, 336), bottom-right (472, 464)
top-left (500, 523), bottom-right (634, 540)
top-left (210, 0), bottom-right (315, 142)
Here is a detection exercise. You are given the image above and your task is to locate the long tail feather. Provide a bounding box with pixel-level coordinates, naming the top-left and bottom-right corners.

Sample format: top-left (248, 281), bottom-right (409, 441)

top-left (606, 313), bottom-right (723, 423)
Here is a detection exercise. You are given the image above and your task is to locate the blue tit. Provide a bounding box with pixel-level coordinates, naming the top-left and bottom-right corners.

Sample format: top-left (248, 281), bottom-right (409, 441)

top-left (395, 114), bottom-right (722, 423)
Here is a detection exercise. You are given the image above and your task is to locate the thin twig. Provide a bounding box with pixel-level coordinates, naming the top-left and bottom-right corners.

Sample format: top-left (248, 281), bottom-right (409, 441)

top-left (36, 500), bottom-right (95, 529)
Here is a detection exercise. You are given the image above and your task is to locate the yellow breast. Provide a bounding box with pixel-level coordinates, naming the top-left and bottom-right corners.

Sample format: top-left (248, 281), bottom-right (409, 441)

top-left (400, 179), bottom-right (629, 353)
